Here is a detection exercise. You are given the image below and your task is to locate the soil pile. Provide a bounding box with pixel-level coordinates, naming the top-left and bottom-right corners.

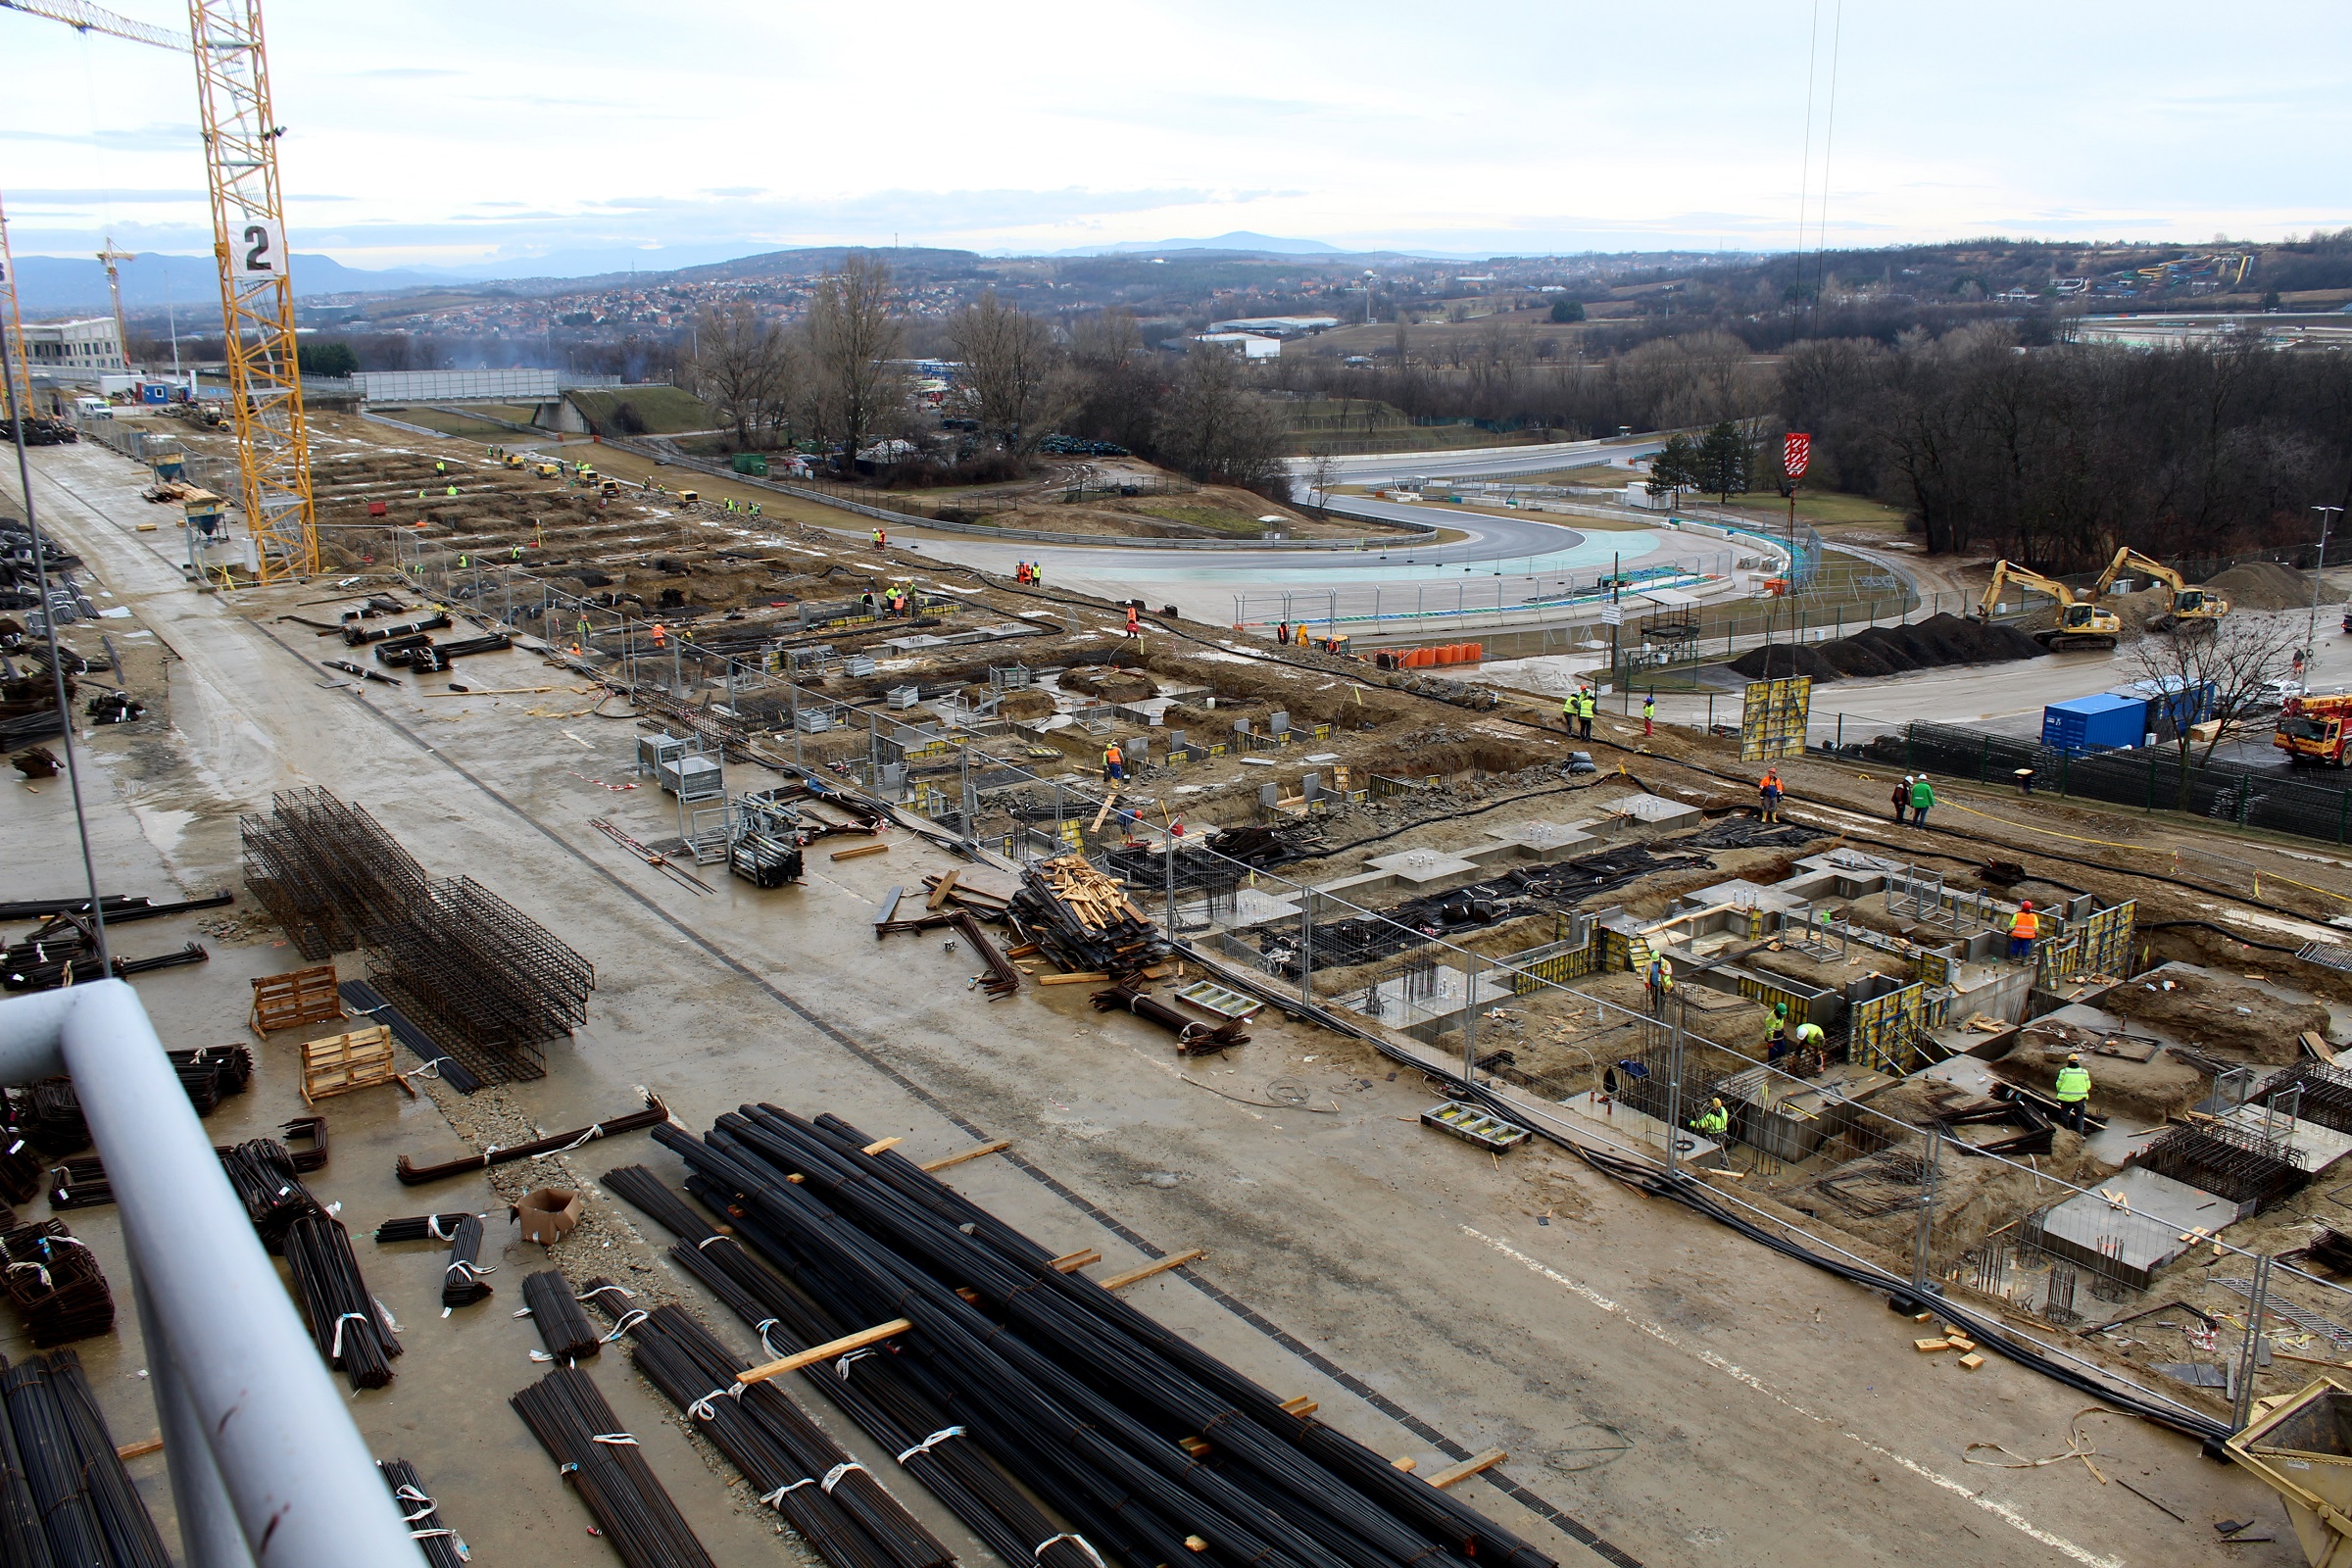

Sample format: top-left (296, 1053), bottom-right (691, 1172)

top-left (2207, 561), bottom-right (2312, 611)
top-left (2098, 966), bottom-right (2325, 1064)
top-left (1727, 612), bottom-right (2045, 683)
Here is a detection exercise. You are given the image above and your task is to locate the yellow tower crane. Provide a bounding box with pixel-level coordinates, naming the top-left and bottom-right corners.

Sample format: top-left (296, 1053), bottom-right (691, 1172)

top-left (0, 194), bottom-right (32, 421)
top-left (1, 0), bottom-right (318, 581)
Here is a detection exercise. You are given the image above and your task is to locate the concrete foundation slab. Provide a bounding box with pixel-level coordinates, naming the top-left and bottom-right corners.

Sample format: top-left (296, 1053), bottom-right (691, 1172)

top-left (1609, 792), bottom-right (1703, 828)
top-left (2029, 1166), bottom-right (2245, 1289)
top-left (1363, 847), bottom-right (1484, 887)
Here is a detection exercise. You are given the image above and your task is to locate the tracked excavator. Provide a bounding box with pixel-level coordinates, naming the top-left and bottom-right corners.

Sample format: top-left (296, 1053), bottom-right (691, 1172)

top-left (2091, 546), bottom-right (2230, 631)
top-left (1975, 562), bottom-right (2123, 650)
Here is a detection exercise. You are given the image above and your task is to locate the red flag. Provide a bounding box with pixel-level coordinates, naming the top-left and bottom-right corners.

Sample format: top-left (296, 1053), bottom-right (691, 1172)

top-left (1783, 432), bottom-right (1812, 479)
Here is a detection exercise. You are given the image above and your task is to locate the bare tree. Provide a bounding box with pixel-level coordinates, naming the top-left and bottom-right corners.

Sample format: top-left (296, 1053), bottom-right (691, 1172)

top-left (1069, 309), bottom-right (1161, 454)
top-left (692, 304), bottom-right (791, 451)
top-left (2121, 614), bottom-right (2303, 810)
top-left (1155, 347), bottom-right (1289, 493)
top-left (805, 254), bottom-right (906, 472)
top-left (1301, 447), bottom-right (1339, 510)
top-left (947, 290), bottom-right (1077, 459)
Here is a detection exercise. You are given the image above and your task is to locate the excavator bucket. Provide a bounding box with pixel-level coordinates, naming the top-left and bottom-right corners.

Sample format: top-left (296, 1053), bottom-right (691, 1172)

top-left (2229, 1378), bottom-right (2352, 1567)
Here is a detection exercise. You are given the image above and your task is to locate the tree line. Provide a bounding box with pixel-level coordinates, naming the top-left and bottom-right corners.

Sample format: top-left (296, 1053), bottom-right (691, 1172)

top-left (1782, 325), bottom-right (2352, 568)
top-left (688, 257), bottom-right (1288, 493)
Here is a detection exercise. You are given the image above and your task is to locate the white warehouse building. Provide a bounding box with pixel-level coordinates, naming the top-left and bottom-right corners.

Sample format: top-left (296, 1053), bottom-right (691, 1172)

top-left (1194, 331), bottom-right (1282, 360)
top-left (21, 317), bottom-right (127, 375)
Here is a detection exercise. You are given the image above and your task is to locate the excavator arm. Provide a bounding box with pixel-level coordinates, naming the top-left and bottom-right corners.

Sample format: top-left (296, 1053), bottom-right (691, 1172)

top-left (2092, 546), bottom-right (2185, 598)
top-left (1979, 561), bottom-right (2082, 619)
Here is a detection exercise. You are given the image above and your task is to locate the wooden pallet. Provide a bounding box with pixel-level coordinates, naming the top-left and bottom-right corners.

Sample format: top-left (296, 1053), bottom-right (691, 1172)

top-left (299, 1024), bottom-right (397, 1104)
top-left (249, 963), bottom-right (344, 1034)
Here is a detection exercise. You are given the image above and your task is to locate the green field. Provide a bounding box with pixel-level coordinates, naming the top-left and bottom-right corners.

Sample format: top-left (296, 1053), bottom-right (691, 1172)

top-left (565, 385), bottom-right (716, 436)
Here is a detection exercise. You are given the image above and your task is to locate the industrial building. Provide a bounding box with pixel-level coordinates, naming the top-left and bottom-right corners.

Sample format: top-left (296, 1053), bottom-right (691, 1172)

top-left (19, 316), bottom-right (126, 377)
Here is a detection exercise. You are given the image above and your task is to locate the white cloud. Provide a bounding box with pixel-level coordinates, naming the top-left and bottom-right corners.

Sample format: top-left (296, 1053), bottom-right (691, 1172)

top-left (1, 0), bottom-right (2342, 270)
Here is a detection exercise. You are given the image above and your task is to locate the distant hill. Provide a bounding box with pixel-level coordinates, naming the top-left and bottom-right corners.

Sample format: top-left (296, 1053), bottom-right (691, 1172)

top-left (10, 252), bottom-right (465, 317)
top-left (1051, 231), bottom-right (1346, 258)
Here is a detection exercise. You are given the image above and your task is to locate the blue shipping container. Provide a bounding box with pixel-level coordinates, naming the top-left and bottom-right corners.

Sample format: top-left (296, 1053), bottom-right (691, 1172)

top-left (2042, 692), bottom-right (2146, 755)
top-left (2122, 676), bottom-right (2216, 733)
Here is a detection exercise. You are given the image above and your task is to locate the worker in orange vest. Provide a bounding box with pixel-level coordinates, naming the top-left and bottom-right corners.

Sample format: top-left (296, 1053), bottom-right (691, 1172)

top-left (1758, 767), bottom-right (1784, 823)
top-left (2008, 901), bottom-right (2038, 962)
top-left (650, 622), bottom-right (666, 649)
top-left (1125, 605), bottom-right (1141, 639)
top-left (1102, 741), bottom-right (1125, 782)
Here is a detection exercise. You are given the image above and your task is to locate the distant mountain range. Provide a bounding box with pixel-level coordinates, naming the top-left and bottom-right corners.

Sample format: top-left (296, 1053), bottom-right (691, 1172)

top-left (1047, 231), bottom-right (1345, 257)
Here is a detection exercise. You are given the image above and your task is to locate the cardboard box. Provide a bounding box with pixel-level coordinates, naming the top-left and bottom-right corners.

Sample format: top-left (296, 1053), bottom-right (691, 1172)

top-left (513, 1188), bottom-right (582, 1246)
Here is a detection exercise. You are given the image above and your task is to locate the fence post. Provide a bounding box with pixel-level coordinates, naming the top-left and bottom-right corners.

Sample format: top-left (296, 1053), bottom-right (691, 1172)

top-left (2147, 756), bottom-right (2157, 812)
top-left (1912, 1128), bottom-right (1941, 1295)
top-left (1298, 888), bottom-right (1315, 1008)
top-left (2233, 1252), bottom-right (2274, 1428)
top-left (1664, 996), bottom-right (1686, 1182)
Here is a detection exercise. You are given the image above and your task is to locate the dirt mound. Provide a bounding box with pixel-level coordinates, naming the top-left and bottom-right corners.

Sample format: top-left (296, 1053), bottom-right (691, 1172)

top-left (1728, 612), bottom-right (2043, 683)
top-left (2207, 561), bottom-right (2312, 611)
top-left (2099, 966), bottom-right (2325, 1064)
top-left (1060, 665), bottom-right (1157, 703)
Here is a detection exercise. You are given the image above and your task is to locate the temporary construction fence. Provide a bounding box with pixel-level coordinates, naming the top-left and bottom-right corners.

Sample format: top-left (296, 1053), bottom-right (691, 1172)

top-left (1897, 719), bottom-right (2352, 845)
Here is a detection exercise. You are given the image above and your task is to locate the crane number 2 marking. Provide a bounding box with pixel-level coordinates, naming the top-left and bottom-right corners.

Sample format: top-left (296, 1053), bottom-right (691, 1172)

top-left (234, 220), bottom-right (285, 279)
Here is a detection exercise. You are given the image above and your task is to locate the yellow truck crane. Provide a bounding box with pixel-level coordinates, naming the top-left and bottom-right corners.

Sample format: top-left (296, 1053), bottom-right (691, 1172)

top-left (2092, 546), bottom-right (2230, 631)
top-left (1975, 561), bottom-right (2124, 650)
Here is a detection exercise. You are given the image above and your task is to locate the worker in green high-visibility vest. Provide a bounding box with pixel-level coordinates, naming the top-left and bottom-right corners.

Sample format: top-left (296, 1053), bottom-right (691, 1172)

top-left (2053, 1053), bottom-right (2093, 1133)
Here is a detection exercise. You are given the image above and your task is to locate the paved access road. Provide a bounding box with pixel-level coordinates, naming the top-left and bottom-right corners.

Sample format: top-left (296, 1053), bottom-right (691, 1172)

top-left (1286, 431), bottom-right (1668, 487)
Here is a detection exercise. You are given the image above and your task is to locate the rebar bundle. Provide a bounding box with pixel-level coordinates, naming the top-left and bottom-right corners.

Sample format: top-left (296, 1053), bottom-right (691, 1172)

top-left (338, 978), bottom-right (483, 1095)
top-left (511, 1365), bottom-right (715, 1568)
top-left (0, 941), bottom-right (207, 994)
top-left (1090, 981), bottom-right (1250, 1054)
top-left (379, 1457), bottom-right (466, 1568)
top-left (394, 1092), bottom-right (667, 1185)
top-left (220, 1139), bottom-right (325, 1250)
top-left (601, 1162), bottom-right (1095, 1568)
top-left (372, 1212), bottom-right (474, 1244)
top-left (442, 1214), bottom-right (494, 1309)
top-left (0, 1220), bottom-right (112, 1347)
top-left (623, 1111), bottom-right (1558, 1568)
top-left (48, 1116), bottom-right (326, 1211)
top-left (576, 1276), bottom-right (953, 1568)
top-left (284, 1213), bottom-right (402, 1391)
top-left (46, 1350), bottom-right (171, 1567)
top-left (344, 612), bottom-right (449, 648)
top-left (519, 1270), bottom-right (599, 1360)
top-left (1, 1356), bottom-right (104, 1566)
top-left (2136, 1121), bottom-right (2311, 1210)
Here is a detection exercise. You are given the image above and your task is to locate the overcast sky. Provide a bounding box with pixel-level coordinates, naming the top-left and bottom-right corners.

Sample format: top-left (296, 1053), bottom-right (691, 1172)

top-left (4, 0), bottom-right (2345, 274)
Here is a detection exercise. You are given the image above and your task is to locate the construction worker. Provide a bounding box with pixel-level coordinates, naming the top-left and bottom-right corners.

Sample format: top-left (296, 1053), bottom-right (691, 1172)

top-left (2054, 1053), bottom-right (2093, 1133)
top-left (1125, 605), bottom-right (1141, 639)
top-left (1645, 953), bottom-right (1673, 1015)
top-left (1764, 1001), bottom-right (1791, 1063)
top-left (1690, 1098), bottom-right (1729, 1140)
top-left (1030, 563), bottom-right (1042, 587)
top-left (1561, 692), bottom-right (1577, 735)
top-left (435, 460), bottom-right (447, 475)
top-left (445, 484), bottom-right (459, 497)
top-left (1893, 775), bottom-right (1913, 822)
top-left (1277, 620), bottom-right (1289, 646)
top-left (1102, 740), bottom-right (1125, 783)
top-left (2008, 900), bottom-right (2039, 961)
top-left (1758, 767), bottom-right (1783, 823)
top-left (1791, 1019), bottom-right (1828, 1073)
top-left (650, 622), bottom-right (666, 649)
top-left (872, 526), bottom-right (887, 549)
top-left (861, 590), bottom-right (875, 616)
top-left (1909, 773), bottom-right (1936, 828)
top-left (1642, 693), bottom-right (1656, 738)
top-left (1578, 687), bottom-right (1595, 740)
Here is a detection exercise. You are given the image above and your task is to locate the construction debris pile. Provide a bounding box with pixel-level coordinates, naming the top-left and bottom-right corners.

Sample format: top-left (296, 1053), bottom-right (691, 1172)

top-left (617, 1109), bottom-right (1557, 1568)
top-left (239, 787), bottom-right (593, 1083)
top-left (0, 1214), bottom-right (114, 1346)
top-left (1010, 855), bottom-right (1168, 978)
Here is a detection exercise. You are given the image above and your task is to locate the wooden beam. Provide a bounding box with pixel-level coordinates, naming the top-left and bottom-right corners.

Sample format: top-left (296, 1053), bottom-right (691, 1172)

top-left (1038, 972), bottom-right (1108, 986)
top-left (1391, 1456), bottom-right (1417, 1472)
top-left (918, 1138), bottom-right (1011, 1173)
top-left (738, 1318), bottom-right (912, 1386)
top-left (1277, 1396), bottom-right (1318, 1418)
top-left (832, 843), bottom-right (890, 861)
top-left (1100, 1249), bottom-right (1205, 1290)
top-left (1091, 789), bottom-right (1121, 833)
top-left (1049, 1249), bottom-right (1102, 1274)
top-left (926, 870), bottom-right (961, 909)
top-left (861, 1137), bottom-right (904, 1155)
top-left (1424, 1448), bottom-right (1507, 1490)
top-left (115, 1436), bottom-right (164, 1461)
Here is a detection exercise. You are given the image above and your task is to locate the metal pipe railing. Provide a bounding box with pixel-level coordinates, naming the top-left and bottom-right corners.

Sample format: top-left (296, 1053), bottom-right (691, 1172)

top-left (0, 982), bottom-right (415, 1568)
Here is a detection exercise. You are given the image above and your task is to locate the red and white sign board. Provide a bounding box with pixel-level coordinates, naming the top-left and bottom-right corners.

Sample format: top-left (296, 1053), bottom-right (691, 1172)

top-left (1783, 431), bottom-right (1812, 479)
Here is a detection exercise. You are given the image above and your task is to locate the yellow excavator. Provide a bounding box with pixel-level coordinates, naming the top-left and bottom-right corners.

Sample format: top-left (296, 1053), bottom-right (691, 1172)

top-left (1976, 562), bottom-right (2123, 650)
top-left (2090, 546), bottom-right (2230, 631)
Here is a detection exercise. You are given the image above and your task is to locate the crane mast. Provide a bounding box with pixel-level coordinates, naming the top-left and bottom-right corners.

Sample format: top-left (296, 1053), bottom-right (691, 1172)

top-left (187, 0), bottom-right (317, 579)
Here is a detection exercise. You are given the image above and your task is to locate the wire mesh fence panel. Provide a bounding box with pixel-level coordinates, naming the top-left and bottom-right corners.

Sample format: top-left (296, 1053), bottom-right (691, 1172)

top-left (1900, 720), bottom-right (2352, 845)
